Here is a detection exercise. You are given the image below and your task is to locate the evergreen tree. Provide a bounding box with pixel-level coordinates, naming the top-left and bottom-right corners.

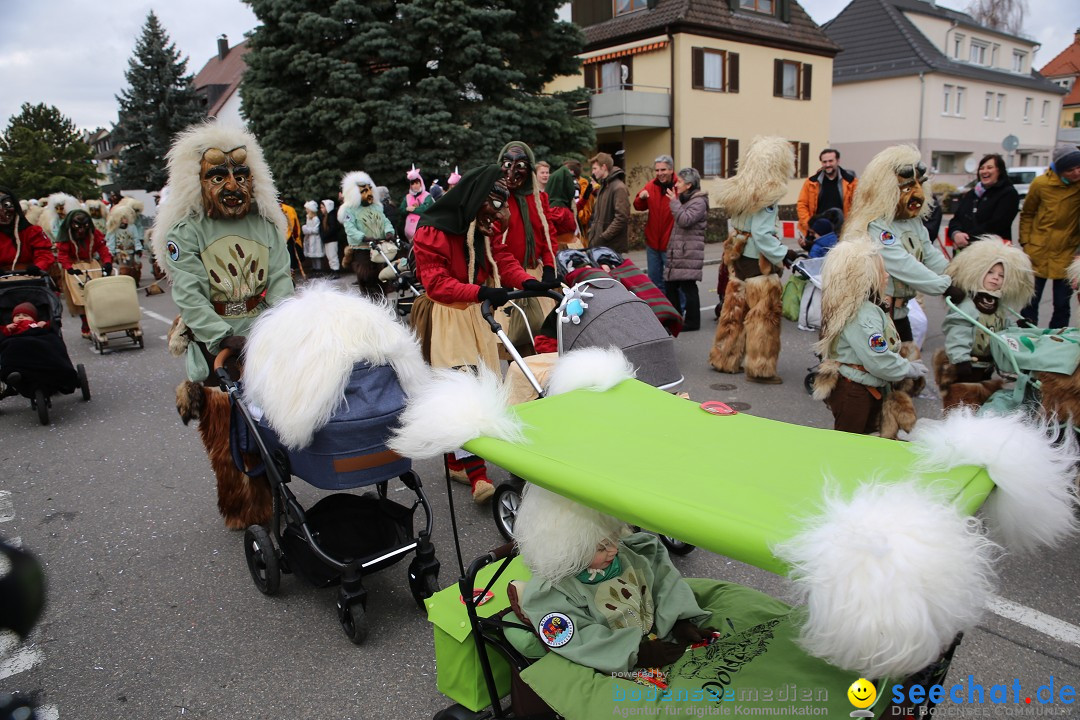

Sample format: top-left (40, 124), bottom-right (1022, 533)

top-left (241, 0), bottom-right (593, 201)
top-left (113, 11), bottom-right (205, 190)
top-left (0, 103), bottom-right (99, 199)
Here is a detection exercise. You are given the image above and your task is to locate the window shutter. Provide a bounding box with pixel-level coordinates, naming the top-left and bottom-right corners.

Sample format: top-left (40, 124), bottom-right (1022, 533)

top-left (800, 143), bottom-right (810, 178)
top-left (726, 139), bottom-right (739, 178)
top-left (692, 48), bottom-right (704, 90)
top-left (727, 0), bottom-right (739, 10)
top-left (779, 0), bottom-right (791, 23)
top-left (773, 59), bottom-right (783, 97)
top-left (728, 53), bottom-right (739, 93)
top-left (584, 63), bottom-right (596, 90)
top-left (692, 138), bottom-right (705, 176)
top-left (801, 63), bottom-right (812, 100)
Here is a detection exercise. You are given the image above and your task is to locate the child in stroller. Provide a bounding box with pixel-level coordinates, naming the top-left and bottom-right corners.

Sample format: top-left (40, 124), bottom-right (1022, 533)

top-left (0, 272), bottom-right (90, 424)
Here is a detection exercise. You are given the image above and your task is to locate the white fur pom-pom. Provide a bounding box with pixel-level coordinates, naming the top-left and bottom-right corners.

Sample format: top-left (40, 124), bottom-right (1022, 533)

top-left (387, 365), bottom-right (524, 459)
top-left (910, 408), bottom-right (1080, 553)
top-left (546, 346), bottom-right (635, 396)
top-left (774, 481), bottom-right (998, 680)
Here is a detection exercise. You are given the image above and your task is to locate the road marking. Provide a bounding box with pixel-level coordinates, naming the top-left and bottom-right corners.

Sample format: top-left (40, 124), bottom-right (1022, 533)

top-left (987, 594), bottom-right (1080, 647)
top-left (0, 490), bottom-right (13, 522)
top-left (0, 632), bottom-right (43, 680)
top-left (141, 309), bottom-right (174, 326)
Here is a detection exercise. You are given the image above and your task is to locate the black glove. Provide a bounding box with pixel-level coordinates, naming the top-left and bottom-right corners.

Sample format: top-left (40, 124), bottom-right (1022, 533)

top-left (671, 620), bottom-right (717, 644)
top-left (635, 638), bottom-right (686, 668)
top-left (541, 265), bottom-right (557, 285)
top-left (219, 335), bottom-right (247, 356)
top-left (22, 265), bottom-right (43, 277)
top-left (67, 268), bottom-right (79, 275)
top-left (1016, 317), bottom-right (1037, 329)
top-left (944, 285), bottom-right (966, 305)
top-left (522, 278), bottom-right (559, 292)
top-left (782, 248), bottom-right (803, 268)
top-left (102, 262), bottom-right (113, 275)
top-left (953, 361), bottom-right (974, 382)
top-left (476, 286), bottom-right (510, 308)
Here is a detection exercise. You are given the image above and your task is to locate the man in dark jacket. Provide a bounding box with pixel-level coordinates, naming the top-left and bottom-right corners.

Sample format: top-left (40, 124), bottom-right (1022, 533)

top-left (587, 152), bottom-right (630, 253)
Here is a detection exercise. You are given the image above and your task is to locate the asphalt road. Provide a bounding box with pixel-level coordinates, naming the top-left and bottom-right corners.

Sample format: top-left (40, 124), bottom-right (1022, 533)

top-left (1, 254), bottom-right (1078, 720)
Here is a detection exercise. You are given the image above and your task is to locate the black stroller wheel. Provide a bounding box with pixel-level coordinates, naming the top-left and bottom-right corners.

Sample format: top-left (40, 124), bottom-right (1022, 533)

top-left (34, 389), bottom-right (49, 425)
top-left (491, 482), bottom-right (521, 542)
top-left (804, 372), bottom-right (817, 396)
top-left (243, 525), bottom-right (280, 595)
top-left (659, 535), bottom-right (696, 556)
top-left (77, 364), bottom-right (90, 401)
top-left (340, 601), bottom-right (369, 645)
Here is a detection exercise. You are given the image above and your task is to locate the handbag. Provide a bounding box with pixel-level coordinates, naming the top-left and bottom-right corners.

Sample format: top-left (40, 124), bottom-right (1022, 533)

top-left (781, 274), bottom-right (806, 322)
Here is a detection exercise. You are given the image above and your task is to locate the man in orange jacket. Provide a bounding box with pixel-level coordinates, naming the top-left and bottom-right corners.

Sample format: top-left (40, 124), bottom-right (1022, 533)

top-left (797, 148), bottom-right (857, 236)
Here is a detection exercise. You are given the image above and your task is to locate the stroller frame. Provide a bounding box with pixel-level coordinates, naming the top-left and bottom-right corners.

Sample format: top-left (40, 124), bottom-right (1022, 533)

top-left (216, 352), bottom-right (440, 644)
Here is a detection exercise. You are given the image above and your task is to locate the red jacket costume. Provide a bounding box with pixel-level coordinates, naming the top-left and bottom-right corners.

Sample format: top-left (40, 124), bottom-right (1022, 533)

top-left (549, 206), bottom-right (577, 236)
top-left (57, 229), bottom-right (111, 269)
top-left (1, 225), bottom-right (55, 272)
top-left (491, 192), bottom-right (557, 270)
top-left (632, 178), bottom-right (675, 252)
top-left (413, 226), bottom-right (533, 305)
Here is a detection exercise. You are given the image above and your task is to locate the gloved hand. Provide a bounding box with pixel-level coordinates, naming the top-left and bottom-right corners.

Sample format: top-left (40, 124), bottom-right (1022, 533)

top-left (522, 278), bottom-right (559, 293)
top-left (476, 286), bottom-right (510, 308)
top-left (385, 232), bottom-right (395, 241)
top-left (541, 265), bottom-right (557, 286)
top-left (219, 335), bottom-right (247, 356)
top-left (102, 262), bottom-right (113, 275)
top-left (66, 268), bottom-right (79, 275)
top-left (783, 248), bottom-right (804, 268)
top-left (953, 361), bottom-right (974, 382)
top-left (671, 620), bottom-right (717, 644)
top-left (22, 265), bottom-right (43, 277)
top-left (635, 638), bottom-right (686, 668)
top-left (944, 285), bottom-right (966, 305)
top-left (905, 360), bottom-right (928, 379)
top-left (1016, 317), bottom-right (1037, 329)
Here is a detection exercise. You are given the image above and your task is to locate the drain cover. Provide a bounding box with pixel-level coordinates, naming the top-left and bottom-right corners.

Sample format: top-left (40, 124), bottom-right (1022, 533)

top-left (709, 383), bottom-right (737, 392)
top-left (725, 401), bottom-right (751, 411)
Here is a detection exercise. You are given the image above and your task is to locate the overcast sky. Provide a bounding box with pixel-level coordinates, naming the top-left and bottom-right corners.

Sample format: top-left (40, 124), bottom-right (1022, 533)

top-left (1, 0), bottom-right (1078, 132)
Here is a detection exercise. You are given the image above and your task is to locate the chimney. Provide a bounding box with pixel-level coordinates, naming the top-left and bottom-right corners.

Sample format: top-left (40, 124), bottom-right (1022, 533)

top-left (217, 35), bottom-right (229, 60)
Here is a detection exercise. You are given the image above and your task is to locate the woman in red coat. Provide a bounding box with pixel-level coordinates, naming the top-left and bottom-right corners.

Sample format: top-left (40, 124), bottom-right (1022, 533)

top-left (0, 186), bottom-right (55, 274)
top-left (412, 164), bottom-right (555, 503)
top-left (56, 209), bottom-right (112, 338)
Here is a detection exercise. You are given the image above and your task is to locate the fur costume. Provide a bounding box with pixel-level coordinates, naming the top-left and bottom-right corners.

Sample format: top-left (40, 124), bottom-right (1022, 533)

top-left (709, 137), bottom-right (792, 381)
top-left (151, 121), bottom-right (286, 278)
top-left (40, 193), bottom-right (82, 242)
top-left (338, 171), bottom-right (391, 296)
top-left (242, 281), bottom-right (429, 449)
top-left (935, 238), bottom-right (1033, 410)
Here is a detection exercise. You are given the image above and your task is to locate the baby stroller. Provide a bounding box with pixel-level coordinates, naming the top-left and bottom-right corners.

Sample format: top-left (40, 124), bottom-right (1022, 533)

top-left (482, 287), bottom-right (687, 552)
top-left (220, 284), bottom-right (439, 644)
top-left (790, 256), bottom-right (825, 395)
top-left (83, 274), bottom-right (144, 353)
top-left (416, 368), bottom-right (1074, 719)
top-left (0, 270), bottom-right (90, 425)
top-left (371, 236), bottom-right (424, 317)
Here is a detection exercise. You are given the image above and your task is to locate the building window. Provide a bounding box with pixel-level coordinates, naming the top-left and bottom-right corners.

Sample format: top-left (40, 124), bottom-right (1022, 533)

top-left (956, 86), bottom-right (965, 115)
top-left (953, 34), bottom-right (965, 58)
top-left (613, 0), bottom-right (647, 16)
top-left (1013, 50), bottom-right (1026, 73)
top-left (692, 137), bottom-right (739, 178)
top-left (984, 91), bottom-right (993, 118)
top-left (740, 0), bottom-right (774, 14)
top-left (773, 59), bottom-right (812, 100)
top-left (996, 93), bottom-right (1005, 120)
top-left (584, 57), bottom-right (633, 93)
top-left (991, 44), bottom-right (1000, 67)
top-left (943, 84), bottom-right (952, 114)
top-left (970, 40), bottom-right (988, 65)
top-left (790, 141), bottom-right (811, 178)
top-left (692, 48), bottom-right (739, 93)
top-left (1042, 100), bottom-right (1050, 124)
top-left (932, 152), bottom-right (957, 174)
top-left (1024, 97), bottom-right (1032, 123)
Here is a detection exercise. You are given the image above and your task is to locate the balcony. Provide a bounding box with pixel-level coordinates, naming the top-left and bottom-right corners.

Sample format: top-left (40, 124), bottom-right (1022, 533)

top-left (586, 84), bottom-right (670, 131)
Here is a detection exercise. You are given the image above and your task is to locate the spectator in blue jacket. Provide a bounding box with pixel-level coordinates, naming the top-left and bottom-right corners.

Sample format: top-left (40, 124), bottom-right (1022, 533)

top-left (806, 217), bottom-right (838, 258)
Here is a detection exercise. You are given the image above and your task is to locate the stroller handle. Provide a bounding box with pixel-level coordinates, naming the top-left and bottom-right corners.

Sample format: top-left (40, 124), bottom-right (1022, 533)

top-left (479, 289), bottom-right (562, 333)
top-left (214, 348), bottom-right (236, 389)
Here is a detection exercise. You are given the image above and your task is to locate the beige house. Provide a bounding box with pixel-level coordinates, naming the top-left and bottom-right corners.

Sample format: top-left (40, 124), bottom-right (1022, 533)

top-left (1038, 28), bottom-right (1080, 132)
top-left (550, 0), bottom-right (839, 204)
top-left (824, 0), bottom-right (1064, 188)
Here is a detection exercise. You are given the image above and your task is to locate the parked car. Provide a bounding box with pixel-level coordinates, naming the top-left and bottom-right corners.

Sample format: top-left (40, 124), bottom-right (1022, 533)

top-left (1006, 166), bottom-right (1044, 200)
top-left (941, 179), bottom-right (977, 214)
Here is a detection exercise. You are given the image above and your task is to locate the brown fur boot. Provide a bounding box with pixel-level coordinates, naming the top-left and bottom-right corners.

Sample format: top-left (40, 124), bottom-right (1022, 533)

top-left (176, 381), bottom-right (272, 530)
top-left (744, 274), bottom-right (782, 381)
top-left (933, 348), bottom-right (1003, 411)
top-left (709, 275), bottom-right (747, 373)
top-left (880, 389), bottom-right (916, 440)
top-left (1036, 368), bottom-right (1080, 425)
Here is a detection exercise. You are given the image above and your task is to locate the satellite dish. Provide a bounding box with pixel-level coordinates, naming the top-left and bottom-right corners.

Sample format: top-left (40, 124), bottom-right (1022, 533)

top-left (963, 157), bottom-right (979, 173)
top-left (1002, 134), bottom-right (1020, 152)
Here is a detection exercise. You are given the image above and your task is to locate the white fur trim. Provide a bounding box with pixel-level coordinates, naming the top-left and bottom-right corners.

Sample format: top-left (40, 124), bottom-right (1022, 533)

top-left (340, 171), bottom-right (376, 217)
top-left (513, 484), bottom-right (627, 585)
top-left (774, 481), bottom-right (998, 679)
top-left (387, 365), bottom-right (524, 459)
top-left (546, 346), bottom-right (636, 396)
top-left (242, 281), bottom-right (430, 449)
top-left (910, 408), bottom-right (1080, 553)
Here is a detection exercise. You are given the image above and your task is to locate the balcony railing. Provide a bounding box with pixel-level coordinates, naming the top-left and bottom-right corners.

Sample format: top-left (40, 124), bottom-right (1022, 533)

top-left (585, 83), bottom-right (671, 131)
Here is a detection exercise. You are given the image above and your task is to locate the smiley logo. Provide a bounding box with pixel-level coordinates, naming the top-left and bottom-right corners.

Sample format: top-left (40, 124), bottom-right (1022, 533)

top-left (847, 677), bottom-right (877, 709)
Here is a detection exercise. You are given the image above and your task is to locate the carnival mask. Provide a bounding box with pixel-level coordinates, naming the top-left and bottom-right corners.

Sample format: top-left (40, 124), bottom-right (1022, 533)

top-left (359, 183), bottom-right (375, 207)
top-left (88, 204), bottom-right (103, 218)
top-left (0, 194), bottom-right (15, 226)
top-left (501, 146), bottom-right (530, 192)
top-left (69, 212), bottom-right (92, 240)
top-left (476, 182), bottom-right (511, 236)
top-left (200, 145), bottom-right (252, 220)
top-left (895, 162), bottom-right (928, 219)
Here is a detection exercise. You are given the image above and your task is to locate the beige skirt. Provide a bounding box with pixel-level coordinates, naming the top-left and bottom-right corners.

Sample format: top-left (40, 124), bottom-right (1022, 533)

top-left (428, 300), bottom-right (500, 373)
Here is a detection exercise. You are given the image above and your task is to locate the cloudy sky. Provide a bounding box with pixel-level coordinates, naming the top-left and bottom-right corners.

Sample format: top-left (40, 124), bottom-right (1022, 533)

top-left (2, 0), bottom-right (1078, 132)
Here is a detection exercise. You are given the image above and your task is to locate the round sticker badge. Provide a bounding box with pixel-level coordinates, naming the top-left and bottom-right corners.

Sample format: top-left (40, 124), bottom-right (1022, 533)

top-left (538, 612), bottom-right (574, 648)
top-left (1006, 337), bottom-right (1020, 352)
top-left (868, 333), bottom-right (888, 353)
top-left (167, 240), bottom-right (180, 261)
top-left (879, 230), bottom-right (896, 246)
